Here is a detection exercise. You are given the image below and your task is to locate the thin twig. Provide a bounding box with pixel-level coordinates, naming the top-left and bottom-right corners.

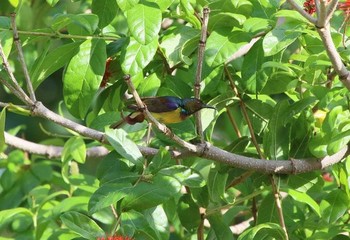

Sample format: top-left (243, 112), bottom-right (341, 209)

top-left (326, 0), bottom-right (339, 23)
top-left (0, 43), bottom-right (33, 104)
top-left (286, 0), bottom-right (317, 24)
top-left (0, 27), bottom-right (119, 41)
top-left (270, 176), bottom-right (289, 239)
top-left (194, 7), bottom-right (210, 142)
top-left (226, 107), bottom-right (242, 138)
top-left (11, 13), bottom-right (36, 102)
top-left (224, 65), bottom-right (265, 158)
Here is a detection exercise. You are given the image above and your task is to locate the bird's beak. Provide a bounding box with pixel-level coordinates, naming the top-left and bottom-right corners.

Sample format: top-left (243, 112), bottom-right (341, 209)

top-left (203, 104), bottom-right (216, 110)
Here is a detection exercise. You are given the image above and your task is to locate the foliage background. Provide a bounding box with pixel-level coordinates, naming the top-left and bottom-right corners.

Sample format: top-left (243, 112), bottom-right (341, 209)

top-left (0, 0), bottom-right (350, 239)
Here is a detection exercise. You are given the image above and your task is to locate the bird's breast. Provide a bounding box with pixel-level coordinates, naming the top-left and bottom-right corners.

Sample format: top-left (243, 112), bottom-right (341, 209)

top-left (150, 108), bottom-right (187, 124)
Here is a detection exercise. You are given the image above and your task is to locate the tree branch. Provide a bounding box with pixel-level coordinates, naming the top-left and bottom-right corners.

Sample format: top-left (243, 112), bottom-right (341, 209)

top-left (286, 0), bottom-right (317, 24)
top-left (11, 12), bottom-right (36, 102)
top-left (3, 131), bottom-right (348, 174)
top-left (194, 7), bottom-right (210, 142)
top-left (30, 101), bottom-right (105, 143)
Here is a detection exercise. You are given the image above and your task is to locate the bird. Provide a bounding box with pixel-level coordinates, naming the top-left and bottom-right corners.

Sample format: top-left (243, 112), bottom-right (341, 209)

top-left (110, 96), bottom-right (215, 129)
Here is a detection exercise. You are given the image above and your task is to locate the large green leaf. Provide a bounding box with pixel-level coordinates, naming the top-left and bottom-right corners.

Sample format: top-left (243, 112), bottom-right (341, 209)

top-left (238, 223), bottom-right (286, 240)
top-left (205, 29), bottom-right (250, 67)
top-left (120, 210), bottom-right (160, 239)
top-left (320, 189), bottom-right (349, 224)
top-left (31, 41), bottom-right (81, 89)
top-left (121, 174), bottom-right (181, 211)
top-left (160, 25), bottom-right (199, 68)
top-left (207, 213), bottom-right (234, 240)
top-left (207, 165), bottom-right (228, 203)
top-left (241, 39), bottom-right (269, 93)
top-left (63, 39), bottom-right (106, 119)
top-left (121, 37), bottom-right (158, 75)
top-left (263, 100), bottom-right (290, 160)
top-left (288, 189), bottom-right (321, 217)
top-left (91, 0), bottom-right (117, 28)
top-left (137, 73), bottom-right (160, 96)
top-left (61, 136), bottom-right (86, 164)
top-left (60, 211), bottom-right (105, 240)
top-left (126, 3), bottom-right (161, 44)
top-left (263, 20), bottom-right (303, 56)
top-left (105, 128), bottom-right (144, 167)
top-left (88, 183), bottom-right (133, 214)
top-left (0, 30), bottom-right (13, 65)
top-left (0, 208), bottom-right (33, 228)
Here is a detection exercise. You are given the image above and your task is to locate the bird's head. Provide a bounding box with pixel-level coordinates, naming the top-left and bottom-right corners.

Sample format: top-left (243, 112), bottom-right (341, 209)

top-left (182, 98), bottom-right (216, 115)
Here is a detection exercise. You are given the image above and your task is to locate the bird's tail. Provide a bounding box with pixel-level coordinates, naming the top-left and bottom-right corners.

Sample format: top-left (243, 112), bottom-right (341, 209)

top-left (110, 118), bottom-right (126, 129)
top-left (110, 111), bottom-right (145, 129)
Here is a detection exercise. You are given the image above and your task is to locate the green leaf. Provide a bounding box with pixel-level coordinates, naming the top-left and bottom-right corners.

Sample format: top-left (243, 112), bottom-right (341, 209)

top-left (257, 194), bottom-right (279, 224)
top-left (88, 183), bottom-right (133, 214)
top-left (208, 13), bottom-right (246, 32)
top-left (207, 213), bottom-right (234, 240)
top-left (243, 17), bottom-right (271, 35)
top-left (177, 194), bottom-right (201, 230)
top-left (263, 20), bottom-right (303, 56)
top-left (62, 136), bottom-right (86, 164)
top-left (105, 128), bottom-right (143, 166)
top-left (120, 210), bottom-right (160, 239)
top-left (121, 37), bottom-right (158, 75)
top-left (207, 165), bottom-right (228, 203)
top-left (60, 211), bottom-right (105, 239)
top-left (31, 41), bottom-right (81, 90)
top-left (46, 0), bottom-right (59, 7)
top-left (121, 174), bottom-right (181, 211)
top-left (0, 208), bottom-right (33, 228)
top-left (241, 39), bottom-right (269, 93)
top-left (286, 172), bottom-right (321, 192)
top-left (205, 29), bottom-right (250, 67)
top-left (0, 107), bottom-right (6, 151)
top-left (0, 30), bottom-right (13, 65)
top-left (159, 165), bottom-right (205, 188)
top-left (238, 223), bottom-right (286, 240)
top-left (288, 189), bottom-right (321, 217)
top-left (139, 62), bottom-right (162, 90)
top-left (126, 3), bottom-right (161, 44)
top-left (264, 100), bottom-right (290, 160)
top-left (63, 39), bottom-right (106, 119)
top-left (179, 0), bottom-right (201, 29)
top-left (320, 189), bottom-right (349, 224)
top-left (0, 16), bottom-right (11, 29)
top-left (328, 129), bottom-right (350, 155)
top-left (92, 0), bottom-right (117, 28)
top-left (160, 25), bottom-right (199, 68)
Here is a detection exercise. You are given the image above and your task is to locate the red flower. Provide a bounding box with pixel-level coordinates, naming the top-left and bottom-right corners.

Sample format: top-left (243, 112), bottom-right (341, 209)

top-left (304, 0), bottom-right (316, 14)
top-left (339, 0), bottom-right (350, 16)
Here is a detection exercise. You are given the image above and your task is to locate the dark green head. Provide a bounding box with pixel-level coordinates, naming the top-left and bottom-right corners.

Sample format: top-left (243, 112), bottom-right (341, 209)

top-left (181, 98), bottom-right (215, 116)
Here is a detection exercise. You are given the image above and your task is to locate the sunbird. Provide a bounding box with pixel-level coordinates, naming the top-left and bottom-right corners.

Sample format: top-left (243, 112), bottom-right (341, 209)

top-left (110, 96), bottom-right (215, 129)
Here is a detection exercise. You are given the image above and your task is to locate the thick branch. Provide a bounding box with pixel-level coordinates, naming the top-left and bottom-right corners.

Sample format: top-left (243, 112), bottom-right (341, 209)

top-left (4, 132), bottom-right (347, 174)
top-left (317, 25), bottom-right (350, 90)
top-left (31, 101), bottom-right (105, 143)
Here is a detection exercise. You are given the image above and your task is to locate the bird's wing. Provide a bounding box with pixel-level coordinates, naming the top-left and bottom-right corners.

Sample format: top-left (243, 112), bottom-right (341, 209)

top-left (142, 97), bottom-right (181, 113)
